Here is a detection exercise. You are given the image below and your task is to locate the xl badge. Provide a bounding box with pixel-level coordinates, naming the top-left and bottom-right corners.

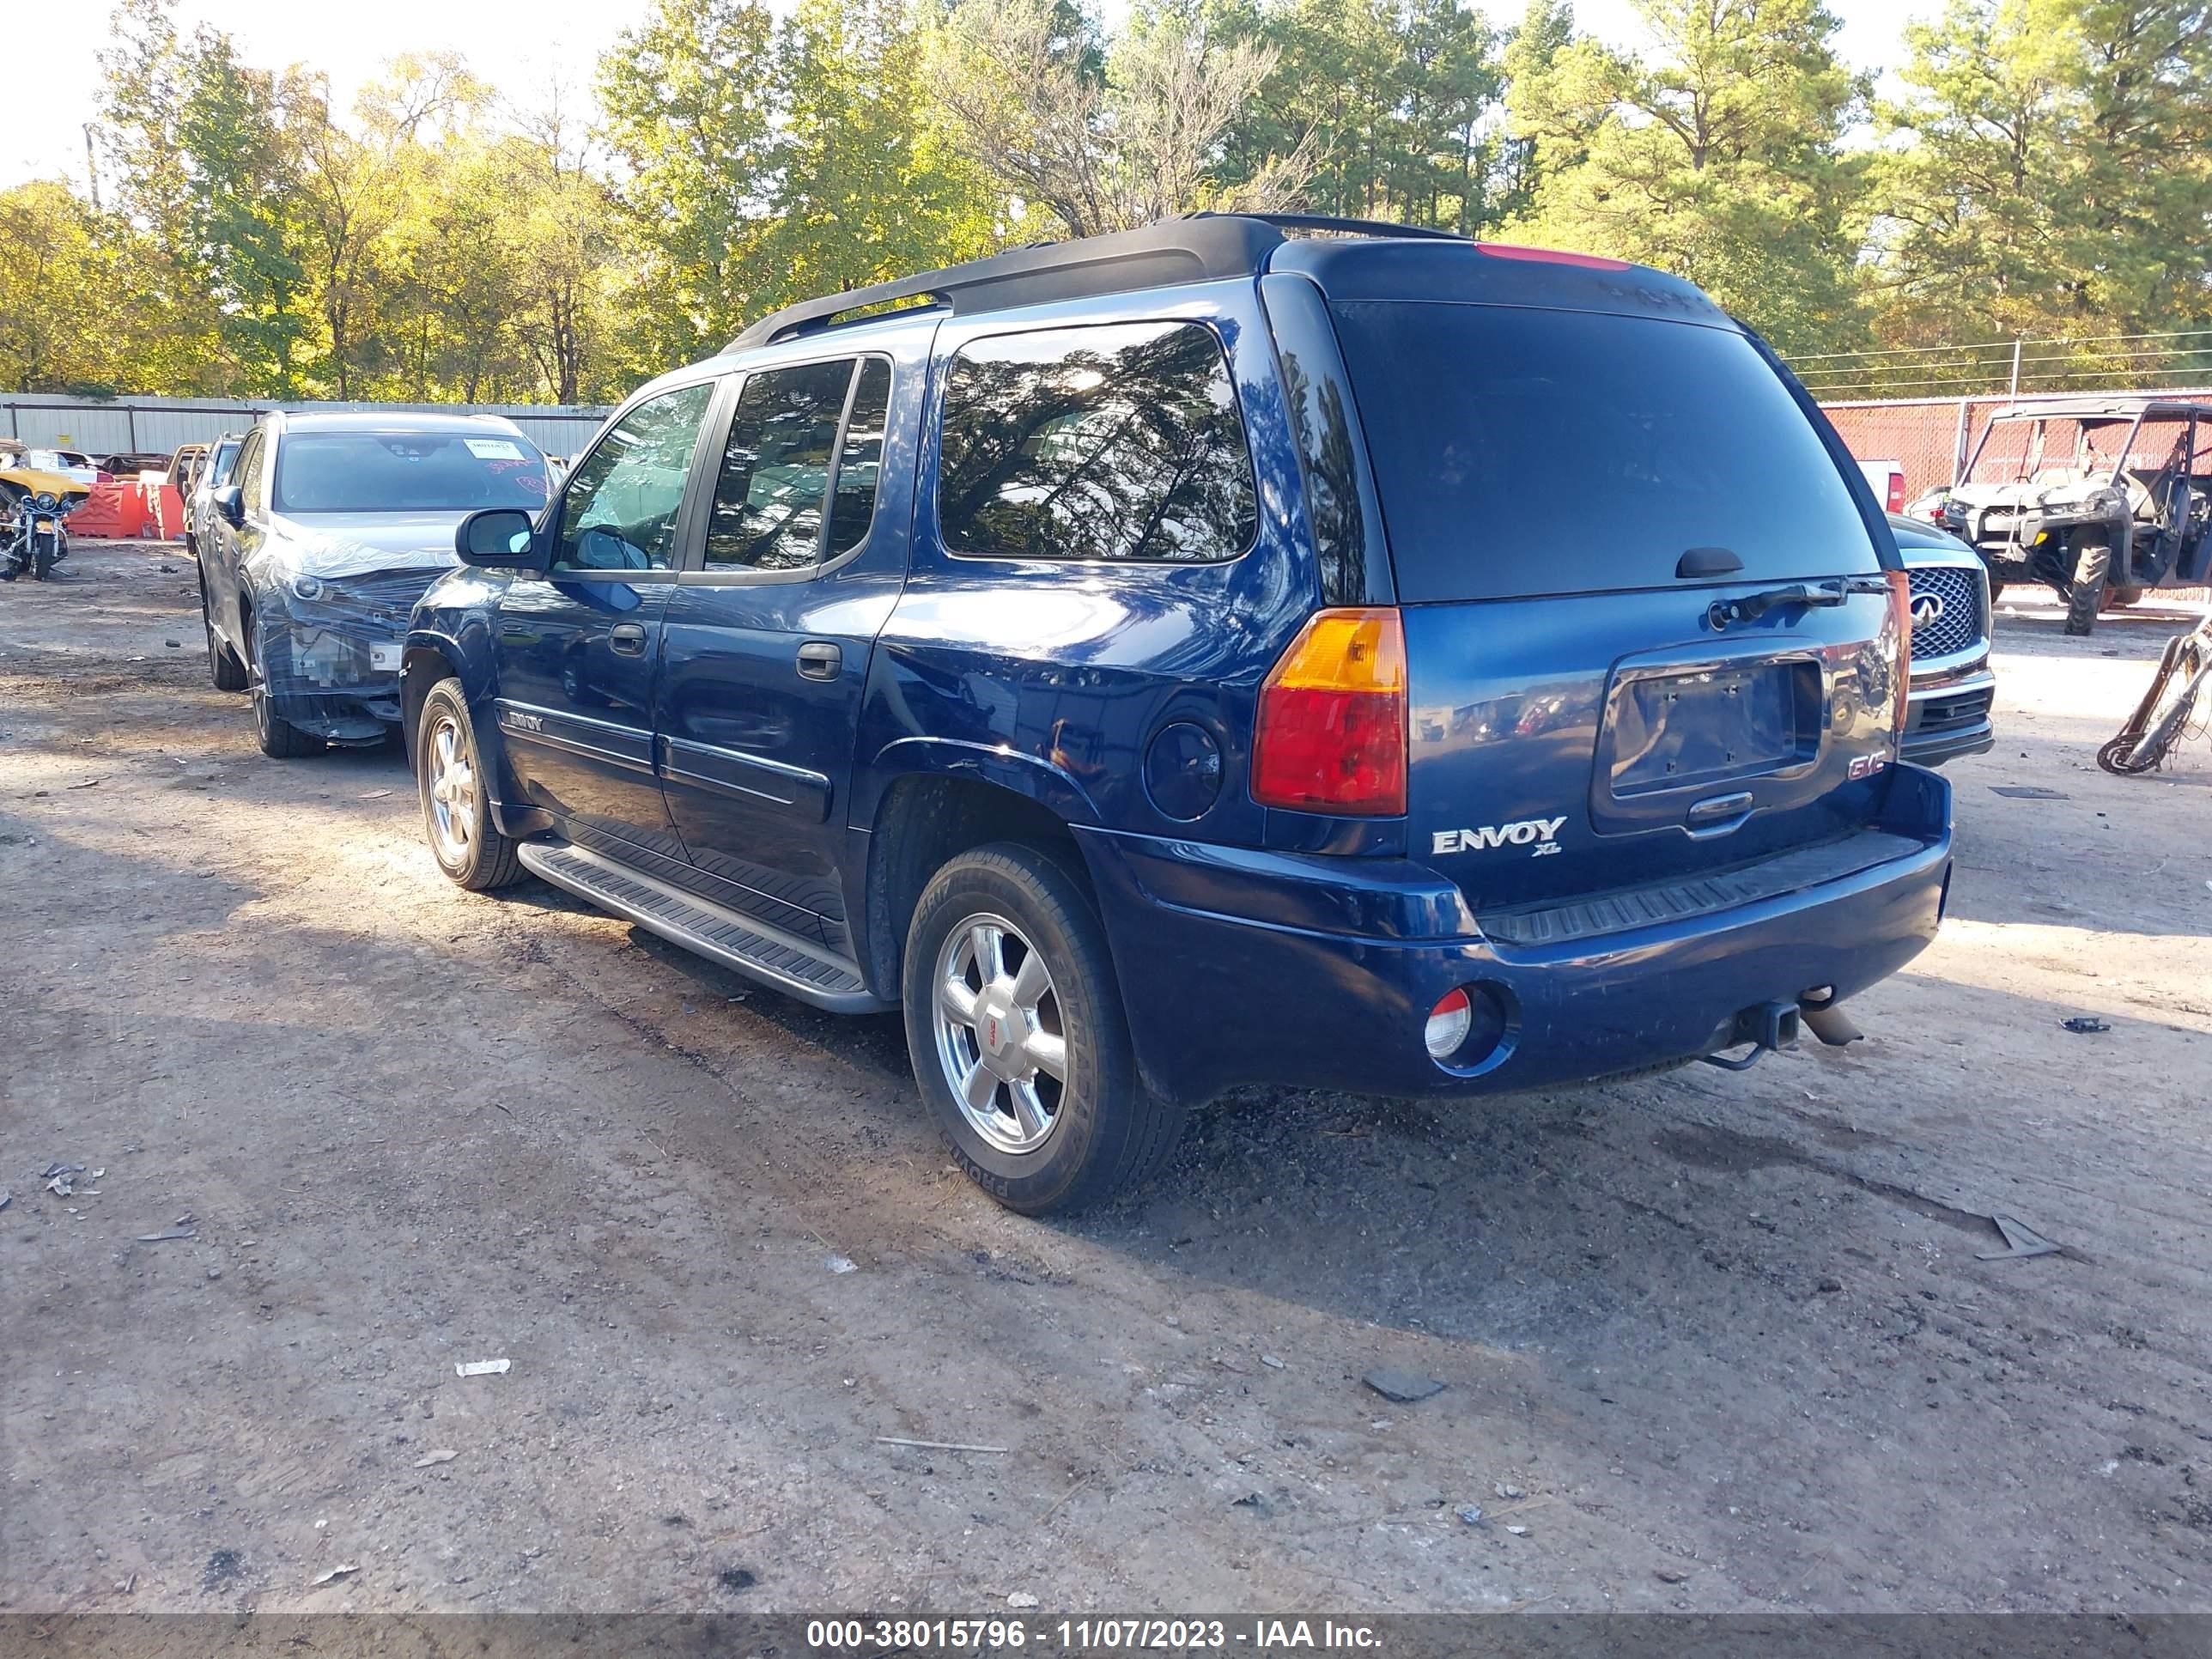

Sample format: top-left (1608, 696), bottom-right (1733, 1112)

top-left (1434, 817), bottom-right (1566, 857)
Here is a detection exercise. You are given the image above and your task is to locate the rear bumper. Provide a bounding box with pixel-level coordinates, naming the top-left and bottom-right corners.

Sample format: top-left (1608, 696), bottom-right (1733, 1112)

top-left (1077, 765), bottom-right (1953, 1106)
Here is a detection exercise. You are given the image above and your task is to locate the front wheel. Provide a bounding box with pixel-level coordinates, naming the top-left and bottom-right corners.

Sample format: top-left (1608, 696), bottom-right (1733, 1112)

top-left (248, 619), bottom-right (325, 758)
top-left (416, 677), bottom-right (522, 890)
top-left (903, 842), bottom-right (1184, 1215)
top-left (2063, 537), bottom-right (2111, 636)
top-left (30, 532), bottom-right (57, 581)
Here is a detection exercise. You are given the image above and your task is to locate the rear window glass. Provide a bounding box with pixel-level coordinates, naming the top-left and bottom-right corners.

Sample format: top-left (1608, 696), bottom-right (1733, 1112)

top-left (937, 320), bottom-right (1255, 563)
top-left (274, 432), bottom-right (550, 514)
top-left (1330, 304), bottom-right (1878, 602)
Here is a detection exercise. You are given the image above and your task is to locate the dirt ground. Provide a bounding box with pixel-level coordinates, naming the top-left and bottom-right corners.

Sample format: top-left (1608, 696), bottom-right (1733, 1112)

top-left (4, 538), bottom-right (2211, 1617)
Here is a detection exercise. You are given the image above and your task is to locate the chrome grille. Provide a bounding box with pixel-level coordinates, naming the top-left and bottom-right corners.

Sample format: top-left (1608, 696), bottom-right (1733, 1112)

top-left (1906, 566), bottom-right (1984, 662)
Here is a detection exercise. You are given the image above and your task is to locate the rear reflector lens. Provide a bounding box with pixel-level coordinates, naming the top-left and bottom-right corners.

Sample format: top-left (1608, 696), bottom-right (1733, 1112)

top-left (1425, 988), bottom-right (1474, 1059)
top-left (1887, 470), bottom-right (1906, 514)
top-left (1251, 607), bottom-right (1408, 816)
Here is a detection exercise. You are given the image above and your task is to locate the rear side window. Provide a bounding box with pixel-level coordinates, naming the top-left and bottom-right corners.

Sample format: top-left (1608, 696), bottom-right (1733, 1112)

top-left (707, 356), bottom-right (889, 571)
top-left (937, 321), bottom-right (1255, 563)
top-left (1329, 304), bottom-right (1878, 602)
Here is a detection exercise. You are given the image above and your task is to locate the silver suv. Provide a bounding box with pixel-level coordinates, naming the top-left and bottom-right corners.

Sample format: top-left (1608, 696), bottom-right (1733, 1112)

top-left (1891, 512), bottom-right (1995, 766)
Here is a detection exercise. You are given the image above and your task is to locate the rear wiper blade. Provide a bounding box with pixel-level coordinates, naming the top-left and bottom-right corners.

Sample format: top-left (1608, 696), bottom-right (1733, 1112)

top-left (1707, 580), bottom-right (1848, 629)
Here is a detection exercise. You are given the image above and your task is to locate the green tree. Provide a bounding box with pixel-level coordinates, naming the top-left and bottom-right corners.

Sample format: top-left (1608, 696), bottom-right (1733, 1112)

top-left (754, 0), bottom-right (1016, 313)
top-left (1505, 0), bottom-right (1869, 355)
top-left (597, 0), bottom-right (781, 363)
top-left (1493, 0), bottom-right (1574, 221)
top-left (0, 184), bottom-right (118, 392)
top-left (171, 27), bottom-right (313, 394)
top-left (1208, 0), bottom-right (1502, 232)
top-left (295, 53), bottom-right (489, 398)
top-left (931, 0), bottom-right (1310, 237)
top-left (1869, 0), bottom-right (2212, 354)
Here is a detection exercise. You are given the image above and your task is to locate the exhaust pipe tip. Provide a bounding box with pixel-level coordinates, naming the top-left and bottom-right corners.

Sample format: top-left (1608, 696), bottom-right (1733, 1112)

top-left (1801, 1002), bottom-right (1864, 1047)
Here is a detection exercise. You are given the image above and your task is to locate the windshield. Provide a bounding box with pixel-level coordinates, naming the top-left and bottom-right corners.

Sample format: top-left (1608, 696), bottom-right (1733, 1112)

top-left (1331, 302), bottom-right (1878, 601)
top-left (26, 450), bottom-right (82, 472)
top-left (273, 431), bottom-right (549, 514)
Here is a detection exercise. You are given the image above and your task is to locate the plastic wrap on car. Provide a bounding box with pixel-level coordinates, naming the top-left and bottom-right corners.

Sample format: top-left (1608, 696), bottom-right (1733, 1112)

top-left (240, 521), bottom-right (460, 586)
top-left (252, 568), bottom-right (445, 701)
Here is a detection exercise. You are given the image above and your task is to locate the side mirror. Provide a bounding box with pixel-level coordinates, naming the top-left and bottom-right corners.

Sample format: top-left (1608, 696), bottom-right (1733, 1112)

top-left (457, 507), bottom-right (543, 569)
top-left (213, 484), bottom-right (245, 529)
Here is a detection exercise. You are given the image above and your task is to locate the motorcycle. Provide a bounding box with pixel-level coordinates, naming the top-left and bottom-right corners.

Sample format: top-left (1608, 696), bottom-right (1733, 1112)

top-left (2099, 611), bottom-right (2212, 775)
top-left (1, 488), bottom-right (82, 581)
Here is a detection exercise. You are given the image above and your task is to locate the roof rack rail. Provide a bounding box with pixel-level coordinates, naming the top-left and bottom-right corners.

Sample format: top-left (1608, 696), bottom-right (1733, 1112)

top-left (1182, 210), bottom-right (1469, 243)
top-left (723, 211), bottom-right (1460, 353)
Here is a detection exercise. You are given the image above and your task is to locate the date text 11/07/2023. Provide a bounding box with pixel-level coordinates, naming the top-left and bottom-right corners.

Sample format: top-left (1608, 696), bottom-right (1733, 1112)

top-left (805, 1618), bottom-right (1383, 1650)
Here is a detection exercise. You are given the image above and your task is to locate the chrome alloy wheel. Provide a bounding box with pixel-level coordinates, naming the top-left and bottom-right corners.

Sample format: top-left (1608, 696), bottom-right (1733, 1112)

top-left (932, 913), bottom-right (1068, 1154)
top-left (426, 713), bottom-right (479, 863)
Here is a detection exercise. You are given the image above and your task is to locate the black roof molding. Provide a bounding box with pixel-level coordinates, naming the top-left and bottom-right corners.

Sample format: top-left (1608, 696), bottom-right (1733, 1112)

top-left (724, 212), bottom-right (1469, 352)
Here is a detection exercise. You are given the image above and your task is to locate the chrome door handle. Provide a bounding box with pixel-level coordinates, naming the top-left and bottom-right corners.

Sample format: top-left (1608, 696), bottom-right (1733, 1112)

top-left (796, 641), bottom-right (842, 680)
top-left (609, 623), bottom-right (647, 657)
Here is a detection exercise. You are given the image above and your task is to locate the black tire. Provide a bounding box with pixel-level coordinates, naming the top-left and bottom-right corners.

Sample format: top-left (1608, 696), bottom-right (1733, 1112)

top-left (416, 677), bottom-right (522, 891)
top-left (1986, 579), bottom-right (2005, 605)
top-left (200, 570), bottom-right (248, 691)
top-left (30, 532), bottom-right (55, 581)
top-left (247, 615), bottom-right (325, 758)
top-left (902, 841), bottom-right (1184, 1215)
top-left (2063, 537), bottom-right (2110, 636)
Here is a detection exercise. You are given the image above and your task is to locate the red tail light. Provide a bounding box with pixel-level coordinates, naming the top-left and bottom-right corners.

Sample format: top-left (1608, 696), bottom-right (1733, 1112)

top-left (1252, 607), bottom-right (1407, 816)
top-left (1887, 470), bottom-right (1905, 513)
top-left (1884, 569), bottom-right (1913, 741)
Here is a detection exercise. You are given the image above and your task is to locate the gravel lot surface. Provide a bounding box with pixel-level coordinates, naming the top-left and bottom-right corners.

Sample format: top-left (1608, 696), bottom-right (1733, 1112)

top-left (5, 540), bottom-right (2210, 1615)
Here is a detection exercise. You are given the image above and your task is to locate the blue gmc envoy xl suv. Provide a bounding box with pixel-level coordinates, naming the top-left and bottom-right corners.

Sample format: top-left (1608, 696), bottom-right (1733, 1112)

top-left (404, 214), bottom-right (1953, 1214)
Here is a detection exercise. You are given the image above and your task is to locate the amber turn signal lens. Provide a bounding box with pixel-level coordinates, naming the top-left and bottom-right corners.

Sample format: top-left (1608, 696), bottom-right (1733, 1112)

top-left (1251, 607), bottom-right (1408, 816)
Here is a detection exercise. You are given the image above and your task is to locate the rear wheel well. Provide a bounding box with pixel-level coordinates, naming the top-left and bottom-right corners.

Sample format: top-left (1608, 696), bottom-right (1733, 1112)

top-left (865, 776), bottom-right (1091, 996)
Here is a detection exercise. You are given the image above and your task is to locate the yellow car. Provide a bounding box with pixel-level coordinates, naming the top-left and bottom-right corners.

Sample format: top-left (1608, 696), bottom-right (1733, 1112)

top-left (0, 441), bottom-right (94, 513)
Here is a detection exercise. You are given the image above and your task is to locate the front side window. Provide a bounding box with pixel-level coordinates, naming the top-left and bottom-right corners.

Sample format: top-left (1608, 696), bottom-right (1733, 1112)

top-left (554, 382), bottom-right (714, 572)
top-left (704, 356), bottom-right (890, 572)
top-left (273, 432), bottom-right (550, 515)
top-left (937, 321), bottom-right (1256, 563)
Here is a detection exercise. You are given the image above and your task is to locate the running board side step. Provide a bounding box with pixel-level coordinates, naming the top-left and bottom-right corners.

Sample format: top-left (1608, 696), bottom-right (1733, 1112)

top-left (518, 841), bottom-right (890, 1014)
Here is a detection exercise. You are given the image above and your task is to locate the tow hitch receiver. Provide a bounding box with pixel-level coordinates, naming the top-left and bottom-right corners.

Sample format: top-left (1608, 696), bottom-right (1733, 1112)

top-left (1698, 1000), bottom-right (1803, 1073)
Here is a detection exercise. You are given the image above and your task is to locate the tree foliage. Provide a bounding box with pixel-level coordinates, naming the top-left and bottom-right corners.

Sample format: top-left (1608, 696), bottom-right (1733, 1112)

top-left (1503, 0), bottom-right (1869, 354)
top-left (1869, 0), bottom-right (2212, 349)
top-left (4, 0), bottom-right (2207, 401)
